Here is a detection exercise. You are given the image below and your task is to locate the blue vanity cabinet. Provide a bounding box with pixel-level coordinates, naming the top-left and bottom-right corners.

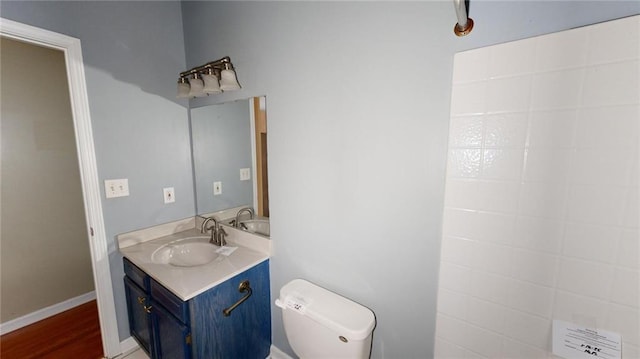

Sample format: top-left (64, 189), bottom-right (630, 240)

top-left (123, 258), bottom-right (271, 359)
top-left (124, 257), bottom-right (191, 359)
top-left (189, 260), bottom-right (271, 359)
top-left (150, 277), bottom-right (192, 359)
top-left (123, 260), bottom-right (155, 357)
top-left (151, 297), bottom-right (191, 359)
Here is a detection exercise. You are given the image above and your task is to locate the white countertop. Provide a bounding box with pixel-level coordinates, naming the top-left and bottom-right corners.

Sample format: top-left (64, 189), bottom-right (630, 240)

top-left (120, 228), bottom-right (269, 301)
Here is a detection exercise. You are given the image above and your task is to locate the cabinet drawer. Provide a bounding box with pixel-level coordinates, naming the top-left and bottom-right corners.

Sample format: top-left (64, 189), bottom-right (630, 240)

top-left (151, 279), bottom-right (189, 324)
top-left (123, 258), bottom-right (149, 291)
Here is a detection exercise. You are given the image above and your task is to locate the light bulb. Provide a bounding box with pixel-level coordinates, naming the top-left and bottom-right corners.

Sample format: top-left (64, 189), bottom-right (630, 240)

top-left (177, 79), bottom-right (190, 98)
top-left (220, 69), bottom-right (241, 91)
top-left (188, 77), bottom-right (206, 97)
top-left (203, 73), bottom-right (222, 94)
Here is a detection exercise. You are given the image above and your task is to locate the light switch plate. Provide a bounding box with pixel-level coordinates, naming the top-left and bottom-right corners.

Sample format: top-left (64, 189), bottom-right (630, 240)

top-left (213, 181), bottom-right (222, 195)
top-left (240, 168), bottom-right (251, 181)
top-left (105, 179), bottom-right (129, 198)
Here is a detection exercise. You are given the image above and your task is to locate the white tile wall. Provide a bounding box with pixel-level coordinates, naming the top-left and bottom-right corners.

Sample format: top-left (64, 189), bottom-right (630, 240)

top-left (436, 15), bottom-right (640, 358)
top-left (531, 69), bottom-right (585, 110)
top-left (488, 39), bottom-right (536, 78)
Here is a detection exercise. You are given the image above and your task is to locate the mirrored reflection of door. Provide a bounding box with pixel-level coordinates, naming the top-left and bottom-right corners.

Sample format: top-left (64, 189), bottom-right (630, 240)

top-left (253, 96), bottom-right (269, 217)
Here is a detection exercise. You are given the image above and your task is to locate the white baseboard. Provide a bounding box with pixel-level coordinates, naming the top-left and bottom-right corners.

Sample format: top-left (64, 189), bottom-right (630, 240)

top-left (117, 338), bottom-right (283, 359)
top-left (269, 344), bottom-right (294, 359)
top-left (0, 291), bottom-right (96, 335)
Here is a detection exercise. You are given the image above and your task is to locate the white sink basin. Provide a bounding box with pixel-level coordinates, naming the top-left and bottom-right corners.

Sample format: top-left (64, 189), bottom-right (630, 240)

top-left (152, 237), bottom-right (220, 267)
top-left (240, 219), bottom-right (270, 236)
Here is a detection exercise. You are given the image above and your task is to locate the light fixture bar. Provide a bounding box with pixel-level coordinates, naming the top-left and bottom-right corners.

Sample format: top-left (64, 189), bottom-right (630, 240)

top-left (180, 56), bottom-right (233, 78)
top-left (177, 56), bottom-right (240, 98)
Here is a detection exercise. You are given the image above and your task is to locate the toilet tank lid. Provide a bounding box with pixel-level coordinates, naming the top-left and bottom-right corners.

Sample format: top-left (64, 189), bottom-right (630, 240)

top-left (277, 279), bottom-right (376, 340)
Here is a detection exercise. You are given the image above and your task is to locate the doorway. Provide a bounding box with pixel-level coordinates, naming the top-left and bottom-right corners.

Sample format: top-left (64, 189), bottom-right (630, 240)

top-left (0, 18), bottom-right (120, 358)
top-left (1, 36), bottom-right (95, 327)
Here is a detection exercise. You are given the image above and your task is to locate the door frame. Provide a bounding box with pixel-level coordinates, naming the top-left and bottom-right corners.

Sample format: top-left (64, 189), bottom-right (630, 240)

top-left (0, 18), bottom-right (120, 358)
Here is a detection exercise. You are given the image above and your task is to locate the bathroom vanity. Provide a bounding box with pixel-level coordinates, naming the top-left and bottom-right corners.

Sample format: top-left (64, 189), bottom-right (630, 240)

top-left (119, 222), bottom-right (271, 359)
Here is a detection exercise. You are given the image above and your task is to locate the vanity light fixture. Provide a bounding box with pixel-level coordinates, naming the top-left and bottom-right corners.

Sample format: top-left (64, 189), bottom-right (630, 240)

top-left (177, 56), bottom-right (240, 98)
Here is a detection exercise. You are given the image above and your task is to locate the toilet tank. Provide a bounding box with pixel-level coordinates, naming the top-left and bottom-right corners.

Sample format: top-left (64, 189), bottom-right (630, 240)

top-left (276, 279), bottom-right (376, 359)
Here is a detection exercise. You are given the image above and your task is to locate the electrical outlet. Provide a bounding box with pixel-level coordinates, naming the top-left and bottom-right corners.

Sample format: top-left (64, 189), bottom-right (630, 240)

top-left (240, 168), bottom-right (251, 181)
top-left (163, 187), bottom-right (175, 204)
top-left (105, 179), bottom-right (129, 198)
top-left (213, 181), bottom-right (222, 195)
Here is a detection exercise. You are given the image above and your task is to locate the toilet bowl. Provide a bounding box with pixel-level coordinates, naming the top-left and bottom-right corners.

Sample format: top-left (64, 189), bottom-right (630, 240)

top-left (276, 279), bottom-right (376, 359)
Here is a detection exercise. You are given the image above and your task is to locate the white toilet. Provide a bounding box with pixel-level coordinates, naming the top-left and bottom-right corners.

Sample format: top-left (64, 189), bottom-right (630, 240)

top-left (276, 279), bottom-right (376, 359)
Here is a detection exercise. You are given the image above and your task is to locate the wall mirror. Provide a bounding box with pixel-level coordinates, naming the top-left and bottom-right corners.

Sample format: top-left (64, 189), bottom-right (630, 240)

top-left (191, 96), bottom-right (269, 218)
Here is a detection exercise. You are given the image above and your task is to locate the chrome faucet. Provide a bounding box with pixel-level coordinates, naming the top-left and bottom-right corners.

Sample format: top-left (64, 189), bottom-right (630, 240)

top-left (234, 207), bottom-right (254, 228)
top-left (200, 217), bottom-right (218, 245)
top-left (201, 216), bottom-right (228, 246)
top-left (216, 226), bottom-right (227, 247)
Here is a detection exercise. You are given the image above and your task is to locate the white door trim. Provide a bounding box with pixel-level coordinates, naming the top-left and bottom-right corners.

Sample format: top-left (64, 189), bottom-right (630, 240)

top-left (0, 18), bottom-right (120, 358)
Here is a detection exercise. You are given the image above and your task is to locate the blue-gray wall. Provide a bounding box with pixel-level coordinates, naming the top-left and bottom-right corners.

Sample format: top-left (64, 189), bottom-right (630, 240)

top-left (2, 1), bottom-right (638, 356)
top-left (0, 1), bottom-right (193, 339)
top-left (181, 2), bottom-right (639, 358)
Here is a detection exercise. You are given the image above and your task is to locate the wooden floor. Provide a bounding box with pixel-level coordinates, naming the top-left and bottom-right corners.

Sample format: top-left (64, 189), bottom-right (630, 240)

top-left (1, 300), bottom-right (103, 359)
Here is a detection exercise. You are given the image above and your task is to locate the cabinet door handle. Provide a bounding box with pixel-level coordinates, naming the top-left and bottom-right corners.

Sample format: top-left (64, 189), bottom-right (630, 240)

top-left (222, 280), bottom-right (252, 317)
top-left (138, 296), bottom-right (151, 313)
